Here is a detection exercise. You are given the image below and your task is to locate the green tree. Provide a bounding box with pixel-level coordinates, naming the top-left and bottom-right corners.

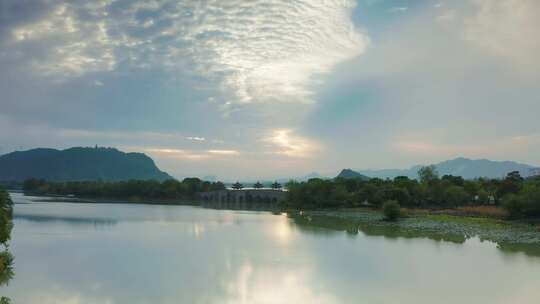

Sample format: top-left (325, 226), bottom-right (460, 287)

top-left (284, 179), bottom-right (349, 209)
top-left (23, 178), bottom-right (47, 193)
top-left (382, 200), bottom-right (401, 221)
top-left (443, 186), bottom-right (469, 207)
top-left (0, 187), bottom-right (14, 299)
top-left (0, 296), bottom-right (11, 304)
top-left (0, 250), bottom-right (13, 286)
top-left (442, 175), bottom-right (465, 186)
top-left (518, 183), bottom-right (540, 216)
top-left (21, 177), bottom-right (226, 201)
top-left (181, 178), bottom-right (203, 196)
top-left (501, 178), bottom-right (540, 218)
top-left (497, 171), bottom-right (523, 199)
top-left (463, 180), bottom-right (480, 197)
top-left (253, 181), bottom-right (263, 189)
top-left (418, 165), bottom-right (439, 186)
top-left (477, 189), bottom-right (489, 204)
top-left (502, 194), bottom-right (525, 218)
top-left (0, 188), bottom-right (13, 246)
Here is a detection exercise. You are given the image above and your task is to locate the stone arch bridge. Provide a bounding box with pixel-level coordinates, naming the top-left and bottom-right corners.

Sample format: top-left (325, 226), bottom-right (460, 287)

top-left (198, 189), bottom-right (286, 209)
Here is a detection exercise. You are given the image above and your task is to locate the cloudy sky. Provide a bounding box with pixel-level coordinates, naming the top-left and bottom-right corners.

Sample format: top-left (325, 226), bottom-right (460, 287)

top-left (1, 0), bottom-right (539, 180)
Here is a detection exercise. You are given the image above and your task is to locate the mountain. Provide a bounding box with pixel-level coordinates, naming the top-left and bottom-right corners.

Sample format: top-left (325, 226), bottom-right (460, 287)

top-left (336, 169), bottom-right (370, 180)
top-left (0, 147), bottom-right (173, 182)
top-left (356, 157), bottom-right (539, 180)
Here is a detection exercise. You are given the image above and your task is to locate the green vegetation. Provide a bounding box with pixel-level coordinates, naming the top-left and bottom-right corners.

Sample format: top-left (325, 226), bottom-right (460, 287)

top-left (0, 189), bottom-right (13, 245)
top-left (382, 200), bottom-right (400, 221)
top-left (23, 178), bottom-right (225, 201)
top-left (286, 178), bottom-right (348, 209)
top-left (20, 166), bottom-right (540, 220)
top-left (285, 166), bottom-right (540, 220)
top-left (0, 187), bottom-right (14, 303)
top-left (502, 183), bottom-right (540, 218)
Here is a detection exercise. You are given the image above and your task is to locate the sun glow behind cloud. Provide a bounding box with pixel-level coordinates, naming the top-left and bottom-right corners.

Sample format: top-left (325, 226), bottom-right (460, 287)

top-left (264, 129), bottom-right (319, 158)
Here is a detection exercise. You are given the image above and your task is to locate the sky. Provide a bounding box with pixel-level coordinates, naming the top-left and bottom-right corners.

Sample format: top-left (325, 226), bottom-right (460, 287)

top-left (0, 0), bottom-right (539, 180)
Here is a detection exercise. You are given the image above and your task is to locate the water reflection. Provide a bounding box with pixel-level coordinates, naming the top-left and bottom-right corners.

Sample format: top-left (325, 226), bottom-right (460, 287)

top-left (15, 214), bottom-right (117, 228)
top-left (220, 262), bottom-right (338, 304)
top-left (3, 194), bottom-right (540, 304)
top-left (497, 242), bottom-right (540, 258)
top-left (288, 213), bottom-right (540, 257)
top-left (290, 214), bottom-right (466, 243)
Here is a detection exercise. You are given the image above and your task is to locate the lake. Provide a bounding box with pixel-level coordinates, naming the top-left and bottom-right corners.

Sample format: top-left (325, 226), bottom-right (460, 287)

top-left (2, 192), bottom-right (540, 303)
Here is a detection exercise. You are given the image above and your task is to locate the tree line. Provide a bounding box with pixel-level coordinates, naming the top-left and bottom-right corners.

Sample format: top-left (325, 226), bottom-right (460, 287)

top-left (23, 178), bottom-right (226, 201)
top-left (284, 166), bottom-right (540, 219)
top-left (20, 168), bottom-right (540, 219)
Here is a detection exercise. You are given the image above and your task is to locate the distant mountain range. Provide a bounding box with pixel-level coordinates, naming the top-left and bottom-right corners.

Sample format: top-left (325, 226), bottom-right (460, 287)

top-left (0, 147), bottom-right (172, 182)
top-left (349, 157), bottom-right (539, 180)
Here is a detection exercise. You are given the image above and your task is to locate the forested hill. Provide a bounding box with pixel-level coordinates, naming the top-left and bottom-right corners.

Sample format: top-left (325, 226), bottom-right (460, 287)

top-left (355, 157), bottom-right (538, 180)
top-left (0, 147), bottom-right (172, 182)
top-left (336, 169), bottom-right (369, 180)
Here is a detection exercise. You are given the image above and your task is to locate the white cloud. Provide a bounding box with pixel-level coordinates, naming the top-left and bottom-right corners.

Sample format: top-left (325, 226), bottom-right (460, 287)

top-left (309, 0), bottom-right (540, 170)
top-left (462, 0), bottom-right (540, 70)
top-left (11, 3), bottom-right (116, 80)
top-left (7, 0), bottom-right (369, 104)
top-left (175, 0), bottom-right (368, 104)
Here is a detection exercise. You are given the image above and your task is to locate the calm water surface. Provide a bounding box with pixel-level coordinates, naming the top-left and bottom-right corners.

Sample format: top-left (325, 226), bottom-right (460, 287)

top-left (3, 192), bottom-right (540, 303)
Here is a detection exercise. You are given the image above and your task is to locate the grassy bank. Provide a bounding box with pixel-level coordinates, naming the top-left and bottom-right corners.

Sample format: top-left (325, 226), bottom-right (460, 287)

top-left (299, 205), bottom-right (539, 230)
top-left (405, 205), bottom-right (508, 218)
